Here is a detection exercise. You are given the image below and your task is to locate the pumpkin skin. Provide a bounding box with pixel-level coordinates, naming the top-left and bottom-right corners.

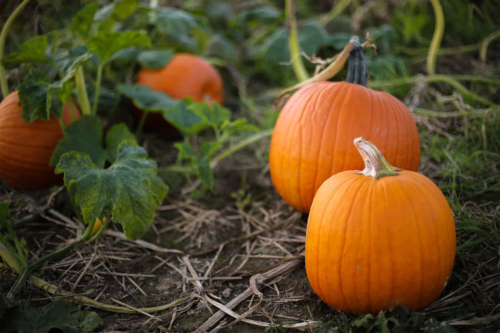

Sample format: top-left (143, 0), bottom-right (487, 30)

top-left (134, 53), bottom-right (224, 131)
top-left (0, 91), bottom-right (81, 190)
top-left (305, 139), bottom-right (456, 314)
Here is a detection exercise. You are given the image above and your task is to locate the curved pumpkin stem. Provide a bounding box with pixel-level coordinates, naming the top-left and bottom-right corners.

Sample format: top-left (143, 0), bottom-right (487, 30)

top-left (353, 137), bottom-right (402, 180)
top-left (345, 40), bottom-right (367, 87)
top-left (275, 35), bottom-right (374, 109)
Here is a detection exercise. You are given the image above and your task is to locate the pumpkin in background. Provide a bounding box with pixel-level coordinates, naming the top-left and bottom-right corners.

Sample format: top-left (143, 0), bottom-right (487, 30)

top-left (305, 137), bottom-right (456, 314)
top-left (0, 91), bottom-right (81, 190)
top-left (269, 41), bottom-right (420, 213)
top-left (134, 53), bottom-right (224, 132)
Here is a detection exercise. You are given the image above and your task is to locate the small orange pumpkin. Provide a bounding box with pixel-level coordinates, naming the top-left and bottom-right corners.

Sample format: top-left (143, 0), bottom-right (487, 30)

top-left (305, 137), bottom-right (456, 314)
top-left (269, 42), bottom-right (420, 213)
top-left (134, 53), bottom-right (224, 131)
top-left (0, 91), bottom-right (81, 190)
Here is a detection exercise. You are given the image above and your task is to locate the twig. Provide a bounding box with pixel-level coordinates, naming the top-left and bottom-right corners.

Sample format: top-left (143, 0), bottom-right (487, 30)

top-left (195, 257), bottom-right (304, 332)
top-left (103, 230), bottom-right (184, 254)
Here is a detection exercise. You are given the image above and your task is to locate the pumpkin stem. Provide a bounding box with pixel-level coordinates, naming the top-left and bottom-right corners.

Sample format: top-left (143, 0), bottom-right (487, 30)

top-left (354, 137), bottom-right (402, 179)
top-left (345, 41), bottom-right (368, 87)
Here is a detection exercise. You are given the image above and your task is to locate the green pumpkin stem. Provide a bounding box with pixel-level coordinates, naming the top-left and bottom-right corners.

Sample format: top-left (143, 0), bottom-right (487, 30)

top-left (354, 137), bottom-right (402, 179)
top-left (345, 41), bottom-right (368, 87)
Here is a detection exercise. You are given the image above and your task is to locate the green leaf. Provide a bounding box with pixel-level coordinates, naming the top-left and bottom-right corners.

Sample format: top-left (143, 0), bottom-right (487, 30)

top-left (106, 123), bottom-right (136, 163)
top-left (156, 8), bottom-right (203, 36)
top-left (260, 23), bottom-right (326, 64)
top-left (221, 119), bottom-right (259, 136)
top-left (1, 36), bottom-right (48, 65)
top-left (137, 49), bottom-right (174, 69)
top-left (174, 142), bottom-right (197, 161)
top-left (235, 7), bottom-right (281, 25)
top-left (86, 85), bottom-right (120, 115)
top-left (87, 31), bottom-right (151, 65)
top-left (17, 68), bottom-right (62, 122)
top-left (200, 141), bottom-right (222, 159)
top-left (55, 141), bottom-right (168, 240)
top-left (117, 84), bottom-right (177, 113)
top-left (0, 299), bottom-right (102, 333)
top-left (197, 142), bottom-right (222, 189)
top-left (95, 0), bottom-right (139, 32)
top-left (71, 3), bottom-right (100, 39)
top-left (189, 102), bottom-right (230, 128)
top-left (52, 47), bottom-right (93, 81)
top-left (164, 101), bottom-right (207, 136)
top-left (50, 116), bottom-right (107, 168)
top-left (0, 201), bottom-right (11, 227)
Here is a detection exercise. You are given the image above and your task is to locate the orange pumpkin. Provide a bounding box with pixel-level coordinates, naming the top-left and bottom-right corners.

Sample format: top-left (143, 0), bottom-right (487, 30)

top-left (269, 43), bottom-right (420, 213)
top-left (305, 137), bottom-right (456, 314)
top-left (134, 53), bottom-right (224, 131)
top-left (0, 91), bottom-right (81, 190)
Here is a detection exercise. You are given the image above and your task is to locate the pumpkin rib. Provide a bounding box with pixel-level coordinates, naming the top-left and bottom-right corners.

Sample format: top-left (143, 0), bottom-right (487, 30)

top-left (313, 83), bottom-right (350, 192)
top-left (410, 173), bottom-right (454, 308)
top-left (300, 82), bottom-right (336, 207)
top-left (309, 171), bottom-right (357, 309)
top-left (383, 94), bottom-right (401, 167)
top-left (385, 93), bottom-right (410, 168)
top-left (281, 84), bottom-right (324, 211)
top-left (380, 179), bottom-right (396, 312)
top-left (391, 175), bottom-right (426, 309)
top-left (405, 174), bottom-right (445, 307)
top-left (336, 177), bottom-right (371, 313)
top-left (408, 174), bottom-right (455, 283)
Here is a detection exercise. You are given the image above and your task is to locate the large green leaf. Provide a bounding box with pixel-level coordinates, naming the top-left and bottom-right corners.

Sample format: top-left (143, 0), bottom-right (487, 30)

top-left (95, 0), bottom-right (139, 32)
top-left (106, 123), bottom-right (136, 163)
top-left (189, 102), bottom-right (230, 128)
top-left (137, 49), bottom-right (174, 69)
top-left (164, 101), bottom-right (207, 136)
top-left (156, 8), bottom-right (203, 36)
top-left (50, 116), bottom-right (107, 168)
top-left (260, 23), bottom-right (326, 64)
top-left (56, 141), bottom-right (168, 240)
top-left (1, 36), bottom-right (48, 65)
top-left (0, 299), bottom-right (102, 333)
top-left (17, 69), bottom-right (62, 122)
top-left (70, 3), bottom-right (100, 40)
top-left (87, 31), bottom-right (151, 65)
top-left (117, 84), bottom-right (177, 113)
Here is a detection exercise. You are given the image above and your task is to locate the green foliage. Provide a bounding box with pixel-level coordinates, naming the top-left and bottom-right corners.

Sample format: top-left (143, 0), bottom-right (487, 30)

top-left (87, 31), bottom-right (151, 65)
top-left (0, 201), bottom-right (11, 226)
top-left (118, 84), bottom-right (178, 112)
top-left (155, 8), bottom-right (204, 36)
top-left (0, 300), bottom-right (102, 333)
top-left (137, 49), bottom-right (174, 69)
top-left (95, 0), bottom-right (140, 32)
top-left (17, 68), bottom-right (64, 122)
top-left (1, 36), bottom-right (48, 65)
top-left (70, 3), bottom-right (100, 40)
top-left (106, 124), bottom-right (137, 163)
top-left (56, 141), bottom-right (168, 240)
top-left (50, 116), bottom-right (136, 167)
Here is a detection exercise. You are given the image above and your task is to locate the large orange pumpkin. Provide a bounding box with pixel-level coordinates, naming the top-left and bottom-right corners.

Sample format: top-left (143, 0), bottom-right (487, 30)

top-left (134, 53), bottom-right (224, 131)
top-left (269, 43), bottom-right (420, 213)
top-left (0, 91), bottom-right (81, 190)
top-left (305, 137), bottom-right (456, 314)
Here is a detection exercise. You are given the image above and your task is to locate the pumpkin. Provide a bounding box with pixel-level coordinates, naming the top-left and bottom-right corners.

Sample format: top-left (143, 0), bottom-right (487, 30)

top-left (134, 53), bottom-right (224, 132)
top-left (0, 91), bottom-right (81, 190)
top-left (305, 137), bottom-right (456, 314)
top-left (269, 41), bottom-right (420, 213)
